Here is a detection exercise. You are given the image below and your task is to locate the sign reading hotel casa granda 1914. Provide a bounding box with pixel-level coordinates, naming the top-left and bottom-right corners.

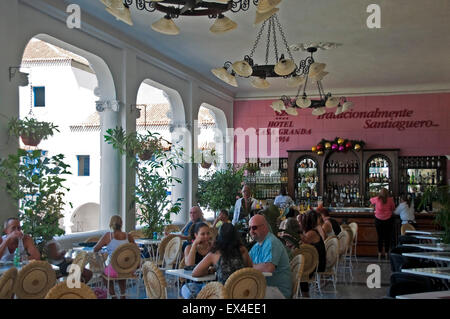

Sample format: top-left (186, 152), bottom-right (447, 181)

top-left (259, 107), bottom-right (440, 143)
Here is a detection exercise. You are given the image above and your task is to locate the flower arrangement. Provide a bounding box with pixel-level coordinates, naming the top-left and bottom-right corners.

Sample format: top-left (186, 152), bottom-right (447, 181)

top-left (312, 137), bottom-right (365, 155)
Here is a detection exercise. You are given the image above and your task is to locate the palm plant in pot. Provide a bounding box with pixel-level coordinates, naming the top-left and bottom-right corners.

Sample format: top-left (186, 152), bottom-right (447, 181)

top-left (8, 117), bottom-right (59, 147)
top-left (104, 127), bottom-right (183, 237)
top-left (420, 185), bottom-right (450, 244)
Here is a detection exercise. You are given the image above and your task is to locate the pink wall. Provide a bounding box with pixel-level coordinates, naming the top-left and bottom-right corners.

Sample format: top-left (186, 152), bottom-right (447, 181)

top-left (234, 93), bottom-right (450, 178)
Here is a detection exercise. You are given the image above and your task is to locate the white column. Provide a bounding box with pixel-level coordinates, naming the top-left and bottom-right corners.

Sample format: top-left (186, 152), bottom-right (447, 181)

top-left (96, 99), bottom-right (121, 229)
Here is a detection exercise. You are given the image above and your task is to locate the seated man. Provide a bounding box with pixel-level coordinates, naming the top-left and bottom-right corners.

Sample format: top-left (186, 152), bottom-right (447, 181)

top-left (0, 217), bottom-right (40, 262)
top-left (248, 215), bottom-right (292, 299)
top-left (180, 206), bottom-right (205, 252)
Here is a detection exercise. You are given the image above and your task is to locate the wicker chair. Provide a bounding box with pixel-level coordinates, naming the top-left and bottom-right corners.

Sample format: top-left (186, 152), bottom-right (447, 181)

top-left (14, 260), bottom-right (57, 299)
top-left (164, 224), bottom-right (180, 234)
top-left (102, 242), bottom-right (141, 299)
top-left (317, 236), bottom-right (339, 292)
top-left (401, 223), bottom-right (416, 235)
top-left (337, 230), bottom-right (350, 282)
top-left (160, 236), bottom-right (182, 270)
top-left (290, 253), bottom-right (305, 299)
top-left (0, 267), bottom-right (18, 299)
top-left (157, 234), bottom-right (177, 265)
top-left (348, 222), bottom-right (359, 264)
top-left (296, 244), bottom-right (320, 296)
top-left (224, 268), bottom-right (266, 299)
top-left (197, 282), bottom-right (228, 299)
top-left (142, 261), bottom-right (167, 299)
top-left (45, 281), bottom-right (97, 299)
top-left (129, 230), bottom-right (145, 239)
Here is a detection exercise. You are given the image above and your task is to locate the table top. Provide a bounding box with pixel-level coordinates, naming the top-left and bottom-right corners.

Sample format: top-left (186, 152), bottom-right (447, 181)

top-left (403, 243), bottom-right (450, 252)
top-left (402, 252), bottom-right (450, 263)
top-left (410, 235), bottom-right (442, 241)
top-left (396, 290), bottom-right (450, 299)
top-left (165, 269), bottom-right (272, 282)
top-left (135, 239), bottom-right (161, 245)
top-left (401, 267), bottom-right (450, 280)
top-left (405, 230), bottom-right (444, 236)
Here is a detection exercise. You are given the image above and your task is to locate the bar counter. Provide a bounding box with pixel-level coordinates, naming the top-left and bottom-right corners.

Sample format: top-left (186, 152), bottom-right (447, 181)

top-left (327, 208), bottom-right (438, 256)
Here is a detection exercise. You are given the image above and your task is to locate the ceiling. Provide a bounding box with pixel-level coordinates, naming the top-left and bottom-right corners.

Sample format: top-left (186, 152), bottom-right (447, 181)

top-left (63, 0), bottom-right (450, 99)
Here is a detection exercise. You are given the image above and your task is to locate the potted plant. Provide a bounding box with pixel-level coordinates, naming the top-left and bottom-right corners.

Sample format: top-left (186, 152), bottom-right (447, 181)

top-left (197, 164), bottom-right (244, 217)
top-left (104, 127), bottom-right (183, 237)
top-left (420, 185), bottom-right (450, 244)
top-left (0, 149), bottom-right (71, 257)
top-left (8, 117), bottom-right (59, 147)
top-left (199, 147), bottom-right (217, 169)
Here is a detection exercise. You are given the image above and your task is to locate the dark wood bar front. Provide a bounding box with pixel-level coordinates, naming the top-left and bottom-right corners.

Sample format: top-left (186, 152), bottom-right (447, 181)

top-left (331, 211), bottom-right (438, 256)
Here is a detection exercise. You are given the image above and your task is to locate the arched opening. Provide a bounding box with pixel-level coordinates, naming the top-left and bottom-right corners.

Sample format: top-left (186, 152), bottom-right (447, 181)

top-left (18, 35), bottom-right (116, 234)
top-left (70, 203), bottom-right (100, 233)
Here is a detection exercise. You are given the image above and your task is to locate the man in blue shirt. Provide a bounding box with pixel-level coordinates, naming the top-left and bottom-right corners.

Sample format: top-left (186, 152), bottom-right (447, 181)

top-left (180, 206), bottom-right (205, 252)
top-left (249, 214), bottom-right (292, 299)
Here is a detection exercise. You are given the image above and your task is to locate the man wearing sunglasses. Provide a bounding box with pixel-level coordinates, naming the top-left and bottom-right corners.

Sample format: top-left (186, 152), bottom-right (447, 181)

top-left (248, 214), bottom-right (292, 299)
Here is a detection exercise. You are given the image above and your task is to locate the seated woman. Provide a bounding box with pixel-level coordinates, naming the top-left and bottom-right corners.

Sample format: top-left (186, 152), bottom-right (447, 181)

top-left (46, 240), bottom-right (92, 283)
top-left (192, 223), bottom-right (252, 284)
top-left (298, 210), bottom-right (326, 297)
top-left (181, 222), bottom-right (211, 299)
top-left (317, 207), bottom-right (341, 237)
top-left (93, 215), bottom-right (136, 299)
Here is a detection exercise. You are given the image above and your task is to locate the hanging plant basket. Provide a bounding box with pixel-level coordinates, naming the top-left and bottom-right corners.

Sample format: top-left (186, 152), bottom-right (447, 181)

top-left (138, 150), bottom-right (154, 161)
top-left (20, 135), bottom-right (42, 147)
top-left (201, 161), bottom-right (212, 169)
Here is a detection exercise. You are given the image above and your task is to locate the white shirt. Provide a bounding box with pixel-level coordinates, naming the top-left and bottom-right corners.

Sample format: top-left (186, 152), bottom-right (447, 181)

top-left (232, 197), bottom-right (257, 225)
top-left (273, 195), bottom-right (293, 209)
top-left (394, 202), bottom-right (416, 224)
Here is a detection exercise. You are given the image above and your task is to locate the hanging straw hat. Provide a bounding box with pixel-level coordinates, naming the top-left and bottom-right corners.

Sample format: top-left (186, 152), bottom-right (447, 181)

top-left (311, 107), bottom-right (326, 116)
top-left (210, 15), bottom-right (237, 34)
top-left (224, 268), bottom-right (266, 299)
top-left (197, 282), bottom-right (228, 299)
top-left (105, 6), bottom-right (133, 26)
top-left (342, 101), bottom-right (354, 111)
top-left (100, 0), bottom-right (124, 10)
top-left (257, 0), bottom-right (282, 13)
top-left (311, 71), bottom-right (329, 81)
top-left (45, 282), bottom-right (97, 299)
top-left (254, 7), bottom-right (279, 25)
top-left (274, 58), bottom-right (296, 76)
top-left (110, 243), bottom-right (141, 276)
top-left (285, 107), bottom-right (298, 116)
top-left (0, 267), bottom-right (18, 299)
top-left (296, 96), bottom-right (311, 108)
top-left (287, 75), bottom-right (305, 88)
top-left (14, 260), bottom-right (57, 299)
top-left (335, 105), bottom-right (343, 115)
top-left (251, 77), bottom-right (270, 89)
top-left (271, 100), bottom-right (286, 112)
top-left (325, 96), bottom-right (339, 108)
top-left (211, 67), bottom-right (238, 87)
top-left (308, 62), bottom-right (326, 77)
top-left (151, 16), bottom-right (180, 35)
top-left (232, 60), bottom-right (253, 77)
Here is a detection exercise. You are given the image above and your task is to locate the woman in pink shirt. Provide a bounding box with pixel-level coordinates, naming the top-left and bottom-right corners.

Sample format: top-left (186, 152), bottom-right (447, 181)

top-left (370, 188), bottom-right (395, 260)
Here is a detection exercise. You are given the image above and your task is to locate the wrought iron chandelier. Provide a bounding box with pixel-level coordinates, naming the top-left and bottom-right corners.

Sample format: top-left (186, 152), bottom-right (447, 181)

top-left (211, 13), bottom-right (297, 88)
top-left (100, 0), bottom-right (282, 35)
top-left (270, 45), bottom-right (354, 116)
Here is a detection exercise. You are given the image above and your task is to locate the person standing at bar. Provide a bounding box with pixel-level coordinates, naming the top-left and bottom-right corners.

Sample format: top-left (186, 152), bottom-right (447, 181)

top-left (370, 188), bottom-right (395, 260)
top-left (232, 185), bottom-right (258, 227)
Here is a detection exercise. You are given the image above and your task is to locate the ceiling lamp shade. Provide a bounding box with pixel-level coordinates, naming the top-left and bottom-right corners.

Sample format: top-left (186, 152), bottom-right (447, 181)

top-left (274, 58), bottom-right (296, 76)
top-left (100, 0), bottom-right (124, 10)
top-left (296, 96), bottom-right (311, 108)
top-left (254, 7), bottom-right (279, 25)
top-left (271, 100), bottom-right (286, 112)
top-left (287, 75), bottom-right (305, 88)
top-left (342, 101), bottom-right (354, 111)
top-left (211, 67), bottom-right (238, 87)
top-left (257, 0), bottom-right (282, 13)
top-left (325, 96), bottom-right (339, 108)
top-left (285, 107), bottom-right (298, 116)
top-left (210, 15), bottom-right (238, 34)
top-left (232, 60), bottom-right (253, 77)
top-left (251, 77), bottom-right (270, 89)
top-left (105, 6), bottom-right (133, 26)
top-left (335, 106), bottom-right (343, 115)
top-left (308, 62), bottom-right (327, 77)
top-left (151, 16), bottom-right (180, 35)
top-left (311, 71), bottom-right (329, 81)
top-left (312, 107), bottom-right (326, 116)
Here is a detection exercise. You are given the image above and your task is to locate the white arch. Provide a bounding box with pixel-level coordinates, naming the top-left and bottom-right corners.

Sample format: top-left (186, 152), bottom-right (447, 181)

top-left (70, 202), bottom-right (100, 233)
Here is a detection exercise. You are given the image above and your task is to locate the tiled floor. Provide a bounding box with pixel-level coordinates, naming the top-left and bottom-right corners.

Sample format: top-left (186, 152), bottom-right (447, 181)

top-left (121, 256), bottom-right (393, 299)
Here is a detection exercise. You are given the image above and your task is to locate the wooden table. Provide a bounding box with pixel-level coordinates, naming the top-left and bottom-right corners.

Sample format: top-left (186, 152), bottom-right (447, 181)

top-left (396, 290), bottom-right (450, 299)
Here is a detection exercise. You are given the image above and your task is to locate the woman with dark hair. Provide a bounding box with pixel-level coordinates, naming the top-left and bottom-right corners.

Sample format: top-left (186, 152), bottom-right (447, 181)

top-left (298, 210), bottom-right (326, 297)
top-left (192, 223), bottom-right (252, 284)
top-left (184, 222), bottom-right (211, 267)
top-left (317, 207), bottom-right (341, 237)
top-left (370, 188), bottom-right (396, 260)
top-left (394, 194), bottom-right (416, 225)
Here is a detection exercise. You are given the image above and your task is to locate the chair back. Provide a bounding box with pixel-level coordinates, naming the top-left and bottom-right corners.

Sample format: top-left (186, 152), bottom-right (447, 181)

top-left (349, 222), bottom-right (358, 239)
top-left (324, 236), bottom-right (339, 271)
top-left (297, 244), bottom-right (318, 281)
top-left (401, 224), bottom-right (415, 235)
top-left (14, 260), bottom-right (57, 299)
top-left (164, 224), bottom-right (180, 234)
top-left (224, 268), bottom-right (266, 299)
top-left (142, 261), bottom-right (167, 299)
top-left (290, 254), bottom-right (305, 296)
top-left (337, 231), bottom-right (349, 256)
top-left (45, 281), bottom-right (97, 299)
top-left (388, 272), bottom-right (435, 298)
top-left (129, 230), bottom-right (145, 239)
top-left (72, 250), bottom-right (88, 270)
top-left (0, 267), bottom-right (18, 299)
top-left (341, 225), bottom-right (354, 247)
top-left (197, 282), bottom-right (228, 299)
top-left (110, 243), bottom-right (141, 276)
top-left (158, 234), bottom-right (176, 262)
top-left (163, 236), bottom-right (182, 268)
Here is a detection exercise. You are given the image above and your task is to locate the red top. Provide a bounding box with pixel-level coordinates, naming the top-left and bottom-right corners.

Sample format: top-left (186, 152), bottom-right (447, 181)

top-left (370, 196), bottom-right (395, 220)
